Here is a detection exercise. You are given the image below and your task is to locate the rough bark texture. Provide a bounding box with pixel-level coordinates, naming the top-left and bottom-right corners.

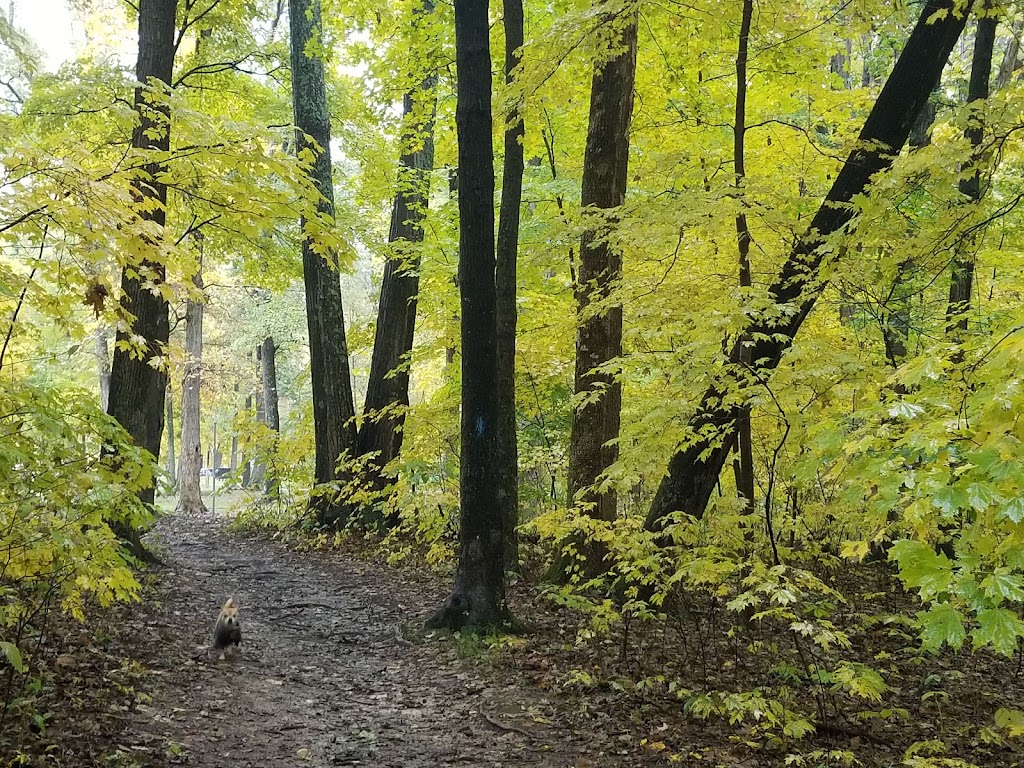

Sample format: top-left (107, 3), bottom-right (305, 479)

top-left (260, 336), bottom-right (281, 498)
top-left (567, 10), bottom-right (638, 522)
top-left (733, 0), bottom-right (755, 513)
top-left (645, 0), bottom-right (973, 534)
top-left (105, 0), bottom-right (178, 558)
top-left (358, 0), bottom-right (437, 524)
top-left (946, 9), bottom-right (997, 337)
top-left (426, 0), bottom-right (511, 633)
top-left (176, 261), bottom-right (207, 515)
top-left (289, 0), bottom-right (359, 525)
top-left (496, 0), bottom-right (524, 574)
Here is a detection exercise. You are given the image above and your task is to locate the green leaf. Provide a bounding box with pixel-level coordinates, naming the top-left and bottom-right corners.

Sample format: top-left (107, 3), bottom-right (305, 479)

top-left (918, 603), bottom-right (966, 652)
top-left (973, 608), bottom-right (1024, 656)
top-left (0, 641), bottom-right (26, 673)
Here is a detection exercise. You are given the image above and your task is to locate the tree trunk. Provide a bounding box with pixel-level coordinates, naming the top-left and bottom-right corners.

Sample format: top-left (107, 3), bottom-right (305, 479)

top-left (176, 254), bottom-right (207, 515)
top-left (733, 0), bottom-right (755, 514)
top-left (946, 7), bottom-right (997, 338)
top-left (358, 0), bottom-right (437, 524)
top-left (95, 326), bottom-right (111, 411)
top-left (644, 0), bottom-right (972, 534)
top-left (251, 382), bottom-right (267, 486)
top-left (261, 335), bottom-right (281, 498)
top-left (105, 0), bottom-right (178, 558)
top-left (165, 383), bottom-right (176, 488)
top-left (495, 0), bottom-right (524, 574)
top-left (562, 5), bottom-right (637, 577)
top-left (241, 393), bottom-right (253, 488)
top-left (426, 0), bottom-right (512, 633)
top-left (289, 0), bottom-right (359, 526)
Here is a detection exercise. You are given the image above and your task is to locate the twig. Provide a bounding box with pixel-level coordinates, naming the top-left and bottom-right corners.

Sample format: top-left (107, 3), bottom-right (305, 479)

top-left (478, 709), bottom-right (539, 741)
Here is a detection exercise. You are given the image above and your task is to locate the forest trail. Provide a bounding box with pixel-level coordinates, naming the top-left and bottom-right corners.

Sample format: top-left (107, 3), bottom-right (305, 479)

top-left (126, 511), bottom-right (603, 768)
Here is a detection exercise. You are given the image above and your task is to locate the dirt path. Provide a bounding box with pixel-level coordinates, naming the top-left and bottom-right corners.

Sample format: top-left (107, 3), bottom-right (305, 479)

top-left (127, 511), bottom-right (605, 768)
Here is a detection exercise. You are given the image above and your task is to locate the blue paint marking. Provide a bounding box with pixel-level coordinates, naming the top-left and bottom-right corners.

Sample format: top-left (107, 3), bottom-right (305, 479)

top-left (475, 416), bottom-right (486, 436)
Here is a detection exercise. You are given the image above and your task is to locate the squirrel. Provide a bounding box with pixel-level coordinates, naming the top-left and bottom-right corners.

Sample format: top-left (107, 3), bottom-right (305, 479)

top-left (213, 597), bottom-right (242, 660)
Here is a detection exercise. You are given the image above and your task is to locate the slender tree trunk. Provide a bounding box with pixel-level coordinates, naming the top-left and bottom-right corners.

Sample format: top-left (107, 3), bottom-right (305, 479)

top-left (105, 0), bottom-right (178, 558)
top-left (95, 326), bottom-right (111, 411)
top-left (261, 335), bottom-right (281, 498)
top-left (644, 0), bottom-right (972, 534)
top-left (733, 0), bottom-right (755, 513)
top-left (561, 4), bottom-right (637, 578)
top-left (426, 0), bottom-right (513, 633)
top-left (251, 381), bottom-right (267, 486)
top-left (946, 7), bottom-right (997, 338)
top-left (176, 253), bottom-right (207, 515)
top-left (358, 0), bottom-right (437, 523)
top-left (495, 0), bottom-right (524, 574)
top-left (165, 383), bottom-right (176, 489)
top-left (289, 0), bottom-right (359, 526)
top-left (241, 393), bottom-right (254, 487)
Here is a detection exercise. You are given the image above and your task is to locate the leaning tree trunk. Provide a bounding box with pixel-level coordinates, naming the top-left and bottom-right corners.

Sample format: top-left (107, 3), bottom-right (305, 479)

top-left (358, 0), bottom-right (437, 524)
top-left (426, 0), bottom-right (513, 633)
top-left (176, 255), bottom-right (207, 515)
top-left (946, 6), bottom-right (997, 338)
top-left (495, 0), bottom-right (525, 574)
top-left (105, 0), bottom-right (178, 558)
top-left (260, 336), bottom-right (281, 498)
top-left (645, 0), bottom-right (973, 534)
top-left (289, 0), bottom-right (359, 526)
top-left (558, 4), bottom-right (637, 579)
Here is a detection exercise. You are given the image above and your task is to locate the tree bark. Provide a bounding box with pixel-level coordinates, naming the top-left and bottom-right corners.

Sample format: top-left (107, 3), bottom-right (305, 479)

top-left (176, 253), bottom-right (207, 515)
top-left (561, 4), bottom-right (637, 577)
top-left (260, 335), bottom-right (281, 498)
top-left (241, 393), bottom-right (254, 487)
top-left (95, 326), bottom-right (111, 411)
top-left (426, 0), bottom-right (513, 633)
top-left (165, 382), bottom-right (176, 488)
top-left (946, 7), bottom-right (997, 338)
top-left (733, 0), bottom-right (755, 513)
top-left (289, 0), bottom-right (359, 526)
top-left (644, 0), bottom-right (973, 534)
top-left (105, 0), bottom-right (178, 558)
top-left (358, 0), bottom-right (437, 524)
top-left (496, 0), bottom-right (524, 574)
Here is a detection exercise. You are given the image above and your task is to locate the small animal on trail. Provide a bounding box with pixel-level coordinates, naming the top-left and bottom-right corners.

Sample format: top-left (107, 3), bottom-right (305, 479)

top-left (213, 597), bottom-right (242, 660)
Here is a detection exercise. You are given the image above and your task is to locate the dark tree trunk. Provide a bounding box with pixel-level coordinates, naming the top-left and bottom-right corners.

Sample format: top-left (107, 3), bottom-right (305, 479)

top-left (495, 0), bottom-right (524, 574)
top-left (241, 393), bottom-right (254, 487)
top-left (105, 0), bottom-right (178, 558)
top-left (946, 8), bottom-right (997, 337)
top-left (426, 0), bottom-right (513, 633)
top-left (165, 383), bottom-right (176, 489)
top-left (567, 8), bottom-right (637, 514)
top-left (176, 254), bottom-right (207, 515)
top-left (251, 382), bottom-right (267, 486)
top-left (260, 335), bottom-right (281, 498)
top-left (645, 0), bottom-right (972, 534)
top-left (733, 0), bottom-right (755, 514)
top-left (358, 0), bottom-right (437, 524)
top-left (95, 326), bottom-right (111, 411)
top-left (561, 6), bottom-right (637, 578)
top-left (289, 0), bottom-right (359, 525)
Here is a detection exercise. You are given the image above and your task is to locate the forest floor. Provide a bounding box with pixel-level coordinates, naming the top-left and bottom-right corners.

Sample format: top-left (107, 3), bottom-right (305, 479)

top-left (14, 507), bottom-right (656, 768)
top-left (9, 504), bottom-right (1024, 767)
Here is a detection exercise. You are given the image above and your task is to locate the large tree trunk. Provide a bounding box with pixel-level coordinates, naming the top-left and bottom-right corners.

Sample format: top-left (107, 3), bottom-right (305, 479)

top-left (105, 0), bottom-right (178, 558)
top-left (561, 5), bottom-right (637, 577)
top-left (176, 256), bottom-right (207, 515)
top-left (260, 335), bottom-right (281, 498)
top-left (289, 0), bottom-right (359, 526)
top-left (946, 7), bottom-right (997, 338)
top-left (645, 0), bottom-right (972, 534)
top-left (358, 0), bottom-right (437, 524)
top-left (495, 0), bottom-right (524, 574)
top-left (426, 0), bottom-right (512, 633)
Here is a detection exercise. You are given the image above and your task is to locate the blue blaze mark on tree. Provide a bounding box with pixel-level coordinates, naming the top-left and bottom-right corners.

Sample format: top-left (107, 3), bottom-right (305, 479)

top-left (476, 416), bottom-right (486, 437)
